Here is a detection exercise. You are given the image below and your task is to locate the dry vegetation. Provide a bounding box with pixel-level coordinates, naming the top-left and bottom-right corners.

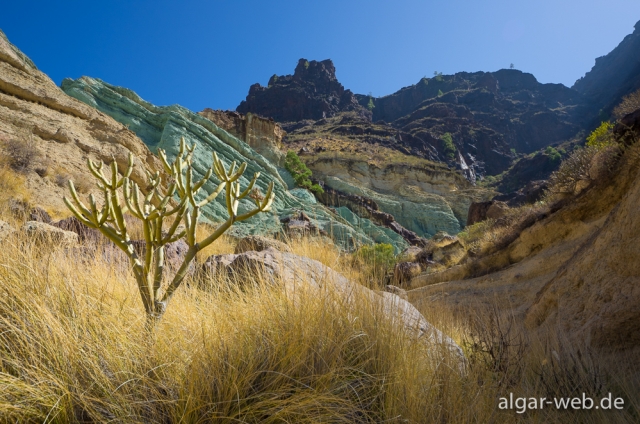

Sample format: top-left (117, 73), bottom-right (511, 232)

top-left (613, 88), bottom-right (640, 121)
top-left (0, 163), bottom-right (635, 422)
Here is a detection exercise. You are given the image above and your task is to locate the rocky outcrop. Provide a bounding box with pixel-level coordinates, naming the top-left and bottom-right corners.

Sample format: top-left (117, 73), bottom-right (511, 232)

top-left (282, 111), bottom-right (440, 163)
top-left (0, 30), bottom-right (161, 216)
top-left (0, 220), bottom-right (16, 241)
top-left (237, 59), bottom-right (371, 122)
top-left (317, 185), bottom-right (428, 247)
top-left (61, 77), bottom-right (408, 252)
top-left (199, 109), bottom-right (285, 166)
top-left (307, 156), bottom-right (491, 237)
top-left (573, 20), bottom-right (640, 118)
top-left (21, 221), bottom-right (78, 247)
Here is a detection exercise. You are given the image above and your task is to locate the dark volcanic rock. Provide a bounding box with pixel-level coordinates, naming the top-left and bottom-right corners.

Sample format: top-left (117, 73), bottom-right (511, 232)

top-left (357, 70), bottom-right (588, 175)
top-left (237, 58), bottom-right (371, 122)
top-left (573, 20), bottom-right (640, 118)
top-left (466, 201), bottom-right (493, 226)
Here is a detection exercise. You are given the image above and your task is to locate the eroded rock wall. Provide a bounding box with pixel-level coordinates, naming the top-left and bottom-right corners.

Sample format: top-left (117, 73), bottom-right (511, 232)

top-left (199, 109), bottom-right (285, 166)
top-left (307, 156), bottom-right (490, 237)
top-left (0, 30), bottom-right (160, 215)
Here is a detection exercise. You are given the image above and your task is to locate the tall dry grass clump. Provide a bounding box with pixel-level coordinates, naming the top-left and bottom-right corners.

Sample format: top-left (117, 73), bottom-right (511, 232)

top-left (0, 229), bottom-right (471, 423)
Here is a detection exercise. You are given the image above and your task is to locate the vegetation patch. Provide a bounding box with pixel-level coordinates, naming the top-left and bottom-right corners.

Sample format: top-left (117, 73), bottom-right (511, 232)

top-left (284, 150), bottom-right (324, 194)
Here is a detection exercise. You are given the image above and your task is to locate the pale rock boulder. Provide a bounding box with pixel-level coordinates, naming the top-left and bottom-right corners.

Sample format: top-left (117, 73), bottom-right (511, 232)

top-left (234, 235), bottom-right (292, 254)
top-left (201, 247), bottom-right (466, 365)
top-left (22, 221), bottom-right (78, 247)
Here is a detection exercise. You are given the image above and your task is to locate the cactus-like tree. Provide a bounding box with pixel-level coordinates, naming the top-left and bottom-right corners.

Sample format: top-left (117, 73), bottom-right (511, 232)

top-left (64, 137), bottom-right (275, 324)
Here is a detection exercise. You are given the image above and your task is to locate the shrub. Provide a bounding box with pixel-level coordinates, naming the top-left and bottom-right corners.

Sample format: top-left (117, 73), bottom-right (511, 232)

top-left (64, 137), bottom-right (276, 325)
top-left (545, 146), bottom-right (562, 162)
top-left (367, 97), bottom-right (375, 111)
top-left (586, 121), bottom-right (614, 149)
top-left (547, 122), bottom-right (623, 194)
top-left (352, 243), bottom-right (396, 287)
top-left (441, 132), bottom-right (456, 159)
top-left (284, 150), bottom-right (324, 194)
top-left (612, 88), bottom-right (640, 121)
top-left (2, 136), bottom-right (40, 173)
top-left (548, 145), bottom-right (619, 194)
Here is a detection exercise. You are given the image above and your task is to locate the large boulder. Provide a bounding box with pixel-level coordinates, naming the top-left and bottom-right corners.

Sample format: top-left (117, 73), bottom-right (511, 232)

top-left (22, 221), bottom-right (78, 247)
top-left (51, 216), bottom-right (101, 244)
top-left (201, 248), bottom-right (465, 365)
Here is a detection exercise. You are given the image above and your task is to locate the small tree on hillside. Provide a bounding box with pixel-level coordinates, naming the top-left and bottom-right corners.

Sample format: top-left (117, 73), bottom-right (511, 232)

top-left (441, 132), bottom-right (456, 159)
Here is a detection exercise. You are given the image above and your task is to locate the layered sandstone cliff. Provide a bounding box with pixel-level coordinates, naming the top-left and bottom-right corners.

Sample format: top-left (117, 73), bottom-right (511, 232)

top-left (198, 109), bottom-right (285, 166)
top-left (0, 30), bottom-right (160, 215)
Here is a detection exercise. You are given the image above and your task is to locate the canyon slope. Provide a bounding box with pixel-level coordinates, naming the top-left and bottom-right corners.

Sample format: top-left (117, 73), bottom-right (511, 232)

top-left (0, 30), bottom-right (161, 216)
top-left (61, 77), bottom-right (409, 251)
top-left (409, 112), bottom-right (640, 355)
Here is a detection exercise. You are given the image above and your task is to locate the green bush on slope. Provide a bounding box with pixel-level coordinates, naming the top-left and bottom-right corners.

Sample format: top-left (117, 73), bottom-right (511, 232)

top-left (284, 150), bottom-right (324, 194)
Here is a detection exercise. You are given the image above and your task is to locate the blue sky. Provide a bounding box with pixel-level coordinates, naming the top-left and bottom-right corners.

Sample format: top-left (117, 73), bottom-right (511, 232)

top-left (1, 1), bottom-right (638, 111)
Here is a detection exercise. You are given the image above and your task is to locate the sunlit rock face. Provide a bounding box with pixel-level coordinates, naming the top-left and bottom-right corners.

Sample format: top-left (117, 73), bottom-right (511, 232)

top-left (61, 77), bottom-right (408, 251)
top-left (306, 156), bottom-right (489, 238)
top-left (198, 109), bottom-right (286, 167)
top-left (0, 30), bottom-right (161, 216)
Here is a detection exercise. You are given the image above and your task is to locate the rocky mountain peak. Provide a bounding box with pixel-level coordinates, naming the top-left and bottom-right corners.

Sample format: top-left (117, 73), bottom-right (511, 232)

top-left (293, 58), bottom-right (337, 84)
top-left (237, 58), bottom-right (370, 122)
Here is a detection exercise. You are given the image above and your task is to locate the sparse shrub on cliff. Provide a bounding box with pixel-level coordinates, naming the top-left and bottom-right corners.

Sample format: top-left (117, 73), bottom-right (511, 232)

top-left (367, 97), bottom-right (375, 111)
top-left (64, 137), bottom-right (275, 324)
top-left (613, 88), bottom-right (640, 121)
top-left (586, 121), bottom-right (614, 149)
top-left (2, 135), bottom-right (40, 173)
top-left (284, 150), bottom-right (324, 194)
top-left (441, 132), bottom-right (456, 159)
top-left (545, 146), bottom-right (562, 162)
top-left (549, 123), bottom-right (619, 194)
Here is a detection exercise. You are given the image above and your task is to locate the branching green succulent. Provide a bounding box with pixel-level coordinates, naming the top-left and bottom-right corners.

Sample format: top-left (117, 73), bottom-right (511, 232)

top-left (64, 137), bottom-right (275, 324)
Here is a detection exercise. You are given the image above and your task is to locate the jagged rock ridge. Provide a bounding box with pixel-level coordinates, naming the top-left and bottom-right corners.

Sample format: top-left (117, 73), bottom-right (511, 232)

top-left (573, 20), bottom-right (640, 119)
top-left (236, 59), bottom-right (590, 177)
top-left (237, 58), bottom-right (371, 122)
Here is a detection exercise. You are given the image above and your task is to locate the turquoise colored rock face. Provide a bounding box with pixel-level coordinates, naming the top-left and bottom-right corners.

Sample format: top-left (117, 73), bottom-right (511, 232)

top-left (323, 176), bottom-right (463, 237)
top-left (61, 76), bottom-right (407, 251)
top-left (334, 207), bottom-right (408, 254)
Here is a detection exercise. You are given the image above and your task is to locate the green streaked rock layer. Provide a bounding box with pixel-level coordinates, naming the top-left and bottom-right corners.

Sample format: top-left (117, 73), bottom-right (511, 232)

top-left (61, 77), bottom-right (407, 251)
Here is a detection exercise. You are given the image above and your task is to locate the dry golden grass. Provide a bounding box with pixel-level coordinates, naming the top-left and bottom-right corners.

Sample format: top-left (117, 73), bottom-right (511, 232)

top-left (0, 226), bottom-right (637, 422)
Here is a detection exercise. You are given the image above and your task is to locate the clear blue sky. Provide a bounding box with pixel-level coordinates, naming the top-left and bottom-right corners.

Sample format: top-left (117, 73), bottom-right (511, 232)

top-left (1, 1), bottom-right (638, 112)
